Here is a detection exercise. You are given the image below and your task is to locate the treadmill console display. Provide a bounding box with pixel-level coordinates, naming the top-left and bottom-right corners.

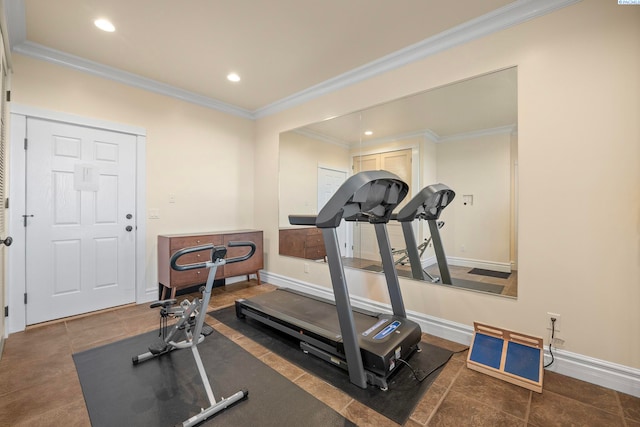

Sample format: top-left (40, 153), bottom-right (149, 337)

top-left (362, 318), bottom-right (387, 337)
top-left (373, 320), bottom-right (401, 340)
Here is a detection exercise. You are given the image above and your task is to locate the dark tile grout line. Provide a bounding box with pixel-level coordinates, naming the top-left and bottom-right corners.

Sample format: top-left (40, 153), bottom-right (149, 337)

top-left (524, 390), bottom-right (533, 425)
top-left (423, 363), bottom-right (464, 426)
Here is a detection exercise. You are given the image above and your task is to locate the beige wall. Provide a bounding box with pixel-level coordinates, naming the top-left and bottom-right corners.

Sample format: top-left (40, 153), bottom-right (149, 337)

top-left (255, 0), bottom-right (640, 369)
top-left (279, 131), bottom-right (349, 226)
top-left (10, 54), bottom-right (255, 291)
top-left (421, 137), bottom-right (438, 186)
top-left (437, 132), bottom-right (511, 265)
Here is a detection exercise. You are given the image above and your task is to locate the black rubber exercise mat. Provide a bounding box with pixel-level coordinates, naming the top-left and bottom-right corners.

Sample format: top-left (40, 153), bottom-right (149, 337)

top-left (73, 327), bottom-right (355, 427)
top-left (210, 306), bottom-right (454, 425)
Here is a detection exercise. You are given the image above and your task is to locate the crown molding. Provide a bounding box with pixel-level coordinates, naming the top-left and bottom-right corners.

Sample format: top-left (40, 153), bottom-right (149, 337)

top-left (292, 128), bottom-right (350, 149)
top-left (12, 41), bottom-right (254, 119)
top-left (5, 0), bottom-right (579, 120)
top-left (437, 124), bottom-right (517, 143)
top-left (253, 0), bottom-right (581, 118)
top-left (294, 125), bottom-right (515, 148)
top-left (4, 0), bottom-right (25, 54)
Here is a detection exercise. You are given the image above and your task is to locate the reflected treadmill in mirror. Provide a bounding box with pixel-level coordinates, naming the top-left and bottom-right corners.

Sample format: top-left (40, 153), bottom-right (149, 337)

top-left (396, 184), bottom-right (455, 282)
top-left (278, 67), bottom-right (518, 298)
top-left (396, 183), bottom-right (503, 292)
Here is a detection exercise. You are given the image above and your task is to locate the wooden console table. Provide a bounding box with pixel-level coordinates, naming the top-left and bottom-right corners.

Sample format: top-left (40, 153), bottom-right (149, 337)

top-left (279, 227), bottom-right (326, 260)
top-left (158, 229), bottom-right (263, 299)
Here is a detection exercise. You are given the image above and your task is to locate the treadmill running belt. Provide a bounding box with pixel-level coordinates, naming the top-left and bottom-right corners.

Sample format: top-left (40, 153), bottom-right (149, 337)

top-left (239, 288), bottom-right (381, 340)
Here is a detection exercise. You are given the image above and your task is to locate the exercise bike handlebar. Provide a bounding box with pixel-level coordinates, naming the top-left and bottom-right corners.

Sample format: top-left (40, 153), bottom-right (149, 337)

top-left (226, 241), bottom-right (257, 263)
top-left (170, 241), bottom-right (256, 271)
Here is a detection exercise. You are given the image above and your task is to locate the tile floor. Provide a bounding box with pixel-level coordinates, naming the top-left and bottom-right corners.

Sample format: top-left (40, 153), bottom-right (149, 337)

top-left (0, 280), bottom-right (638, 426)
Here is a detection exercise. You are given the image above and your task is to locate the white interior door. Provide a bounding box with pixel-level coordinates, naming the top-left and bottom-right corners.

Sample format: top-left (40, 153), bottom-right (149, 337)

top-left (25, 118), bottom-right (137, 324)
top-left (0, 42), bottom-right (7, 339)
top-left (317, 166), bottom-right (348, 255)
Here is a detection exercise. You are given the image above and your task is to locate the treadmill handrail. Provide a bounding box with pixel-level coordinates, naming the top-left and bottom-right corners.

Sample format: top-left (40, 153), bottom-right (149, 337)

top-left (315, 170), bottom-right (408, 228)
top-left (289, 214), bottom-right (317, 226)
top-left (396, 183), bottom-right (455, 222)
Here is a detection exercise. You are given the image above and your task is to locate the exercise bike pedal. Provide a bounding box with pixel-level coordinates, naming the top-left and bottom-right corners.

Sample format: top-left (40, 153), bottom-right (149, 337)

top-left (148, 339), bottom-right (169, 355)
top-left (200, 324), bottom-right (214, 336)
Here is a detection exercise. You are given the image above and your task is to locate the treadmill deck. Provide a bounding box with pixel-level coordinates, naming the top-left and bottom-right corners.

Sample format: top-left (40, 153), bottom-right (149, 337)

top-left (236, 288), bottom-right (422, 378)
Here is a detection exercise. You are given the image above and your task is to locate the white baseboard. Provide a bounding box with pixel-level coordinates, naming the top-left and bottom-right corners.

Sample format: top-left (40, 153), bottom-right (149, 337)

top-left (543, 348), bottom-right (640, 398)
top-left (141, 274), bottom-right (257, 305)
top-left (141, 288), bottom-right (158, 304)
top-left (420, 256), bottom-right (512, 273)
top-left (260, 270), bottom-right (640, 398)
top-left (421, 255), bottom-right (437, 268)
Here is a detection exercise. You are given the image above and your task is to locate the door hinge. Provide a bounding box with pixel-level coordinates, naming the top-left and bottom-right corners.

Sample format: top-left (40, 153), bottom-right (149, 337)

top-left (5, 90), bottom-right (10, 102)
top-left (4, 306), bottom-right (7, 317)
top-left (24, 293), bottom-right (27, 304)
top-left (4, 197), bottom-right (8, 209)
top-left (24, 138), bottom-right (28, 150)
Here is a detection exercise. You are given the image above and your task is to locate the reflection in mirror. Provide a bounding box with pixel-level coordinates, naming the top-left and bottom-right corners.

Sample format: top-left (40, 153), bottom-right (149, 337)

top-left (279, 67), bottom-right (518, 298)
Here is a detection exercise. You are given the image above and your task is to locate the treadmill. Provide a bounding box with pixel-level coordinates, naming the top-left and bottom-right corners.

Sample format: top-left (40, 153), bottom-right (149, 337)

top-left (397, 183), bottom-right (510, 291)
top-left (236, 170), bottom-right (423, 390)
top-left (396, 184), bottom-right (456, 282)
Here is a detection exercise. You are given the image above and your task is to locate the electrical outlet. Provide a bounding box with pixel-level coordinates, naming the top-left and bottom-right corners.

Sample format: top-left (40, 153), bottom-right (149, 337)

top-left (304, 263), bottom-right (310, 274)
top-left (547, 312), bottom-right (561, 332)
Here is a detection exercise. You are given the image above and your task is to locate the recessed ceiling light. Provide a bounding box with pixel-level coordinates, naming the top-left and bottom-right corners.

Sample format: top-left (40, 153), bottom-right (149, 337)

top-left (364, 130), bottom-right (373, 136)
top-left (227, 73), bottom-right (241, 82)
top-left (94, 18), bottom-right (115, 32)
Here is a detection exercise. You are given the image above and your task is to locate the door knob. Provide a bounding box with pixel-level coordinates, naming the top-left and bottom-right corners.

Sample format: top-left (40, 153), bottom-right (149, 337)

top-left (126, 226), bottom-right (133, 232)
top-left (0, 236), bottom-right (12, 246)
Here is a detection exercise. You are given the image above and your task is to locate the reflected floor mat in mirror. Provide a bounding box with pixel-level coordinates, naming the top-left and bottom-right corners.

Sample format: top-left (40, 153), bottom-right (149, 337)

top-left (361, 264), bottom-right (415, 279)
top-left (469, 268), bottom-right (511, 279)
top-left (450, 278), bottom-right (505, 294)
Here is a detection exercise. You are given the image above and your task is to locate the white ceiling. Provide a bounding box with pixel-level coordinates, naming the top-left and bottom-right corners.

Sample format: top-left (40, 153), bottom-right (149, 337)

top-left (5, 0), bottom-right (576, 120)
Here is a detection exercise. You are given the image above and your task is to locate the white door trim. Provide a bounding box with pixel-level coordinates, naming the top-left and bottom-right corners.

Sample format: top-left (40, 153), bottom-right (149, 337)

top-left (7, 104), bottom-right (147, 333)
top-left (317, 165), bottom-right (349, 257)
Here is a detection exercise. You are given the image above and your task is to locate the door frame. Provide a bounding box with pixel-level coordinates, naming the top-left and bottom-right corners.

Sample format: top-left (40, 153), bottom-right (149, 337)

top-left (317, 164), bottom-right (350, 257)
top-left (7, 104), bottom-right (147, 333)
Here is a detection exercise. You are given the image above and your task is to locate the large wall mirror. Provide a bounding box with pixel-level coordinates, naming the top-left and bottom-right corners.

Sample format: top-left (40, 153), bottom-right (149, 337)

top-left (279, 67), bottom-right (518, 298)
